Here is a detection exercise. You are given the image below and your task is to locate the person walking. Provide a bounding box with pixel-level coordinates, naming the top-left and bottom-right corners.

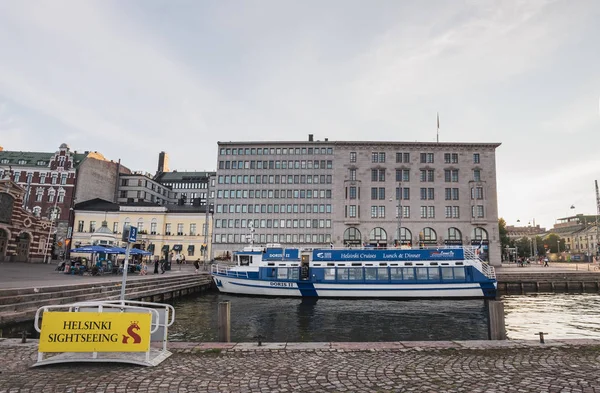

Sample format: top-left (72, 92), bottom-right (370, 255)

top-left (193, 259), bottom-right (200, 274)
top-left (153, 258), bottom-right (159, 274)
top-left (160, 259), bottom-right (166, 274)
top-left (543, 257), bottom-right (549, 267)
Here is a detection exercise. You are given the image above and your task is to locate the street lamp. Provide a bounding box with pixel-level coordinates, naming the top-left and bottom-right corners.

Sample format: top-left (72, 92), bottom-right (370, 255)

top-left (390, 182), bottom-right (402, 247)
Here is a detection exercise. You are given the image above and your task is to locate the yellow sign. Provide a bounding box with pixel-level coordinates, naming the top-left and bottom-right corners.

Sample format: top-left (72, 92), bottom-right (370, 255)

top-left (39, 312), bottom-right (152, 353)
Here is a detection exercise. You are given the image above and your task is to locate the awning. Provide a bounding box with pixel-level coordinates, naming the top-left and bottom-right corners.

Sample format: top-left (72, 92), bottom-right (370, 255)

top-left (161, 245), bottom-right (170, 252)
top-left (147, 244), bottom-right (155, 253)
top-left (187, 245), bottom-right (195, 252)
top-left (173, 244), bottom-right (183, 251)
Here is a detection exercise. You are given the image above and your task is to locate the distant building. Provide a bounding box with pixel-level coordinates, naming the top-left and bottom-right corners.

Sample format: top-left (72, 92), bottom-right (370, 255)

top-left (212, 136), bottom-right (503, 265)
top-left (117, 172), bottom-right (176, 205)
top-left (0, 178), bottom-right (49, 262)
top-left (72, 198), bottom-right (212, 261)
top-left (506, 224), bottom-right (546, 240)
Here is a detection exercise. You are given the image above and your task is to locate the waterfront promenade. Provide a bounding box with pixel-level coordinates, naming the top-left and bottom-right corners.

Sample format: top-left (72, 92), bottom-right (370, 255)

top-left (1, 338), bottom-right (599, 392)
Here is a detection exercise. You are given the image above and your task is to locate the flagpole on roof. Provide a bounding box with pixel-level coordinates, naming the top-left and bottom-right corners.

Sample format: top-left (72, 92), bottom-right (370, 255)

top-left (436, 112), bottom-right (440, 143)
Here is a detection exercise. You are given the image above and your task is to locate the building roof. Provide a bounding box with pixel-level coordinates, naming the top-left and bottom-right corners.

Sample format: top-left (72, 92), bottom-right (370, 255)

top-left (217, 140), bottom-right (502, 149)
top-left (154, 171), bottom-right (215, 182)
top-left (0, 150), bottom-right (87, 168)
top-left (74, 198), bottom-right (120, 212)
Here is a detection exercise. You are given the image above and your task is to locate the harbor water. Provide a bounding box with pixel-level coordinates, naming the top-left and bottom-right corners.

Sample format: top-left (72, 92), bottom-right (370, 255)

top-left (3, 293), bottom-right (599, 341)
top-left (168, 292), bottom-right (600, 342)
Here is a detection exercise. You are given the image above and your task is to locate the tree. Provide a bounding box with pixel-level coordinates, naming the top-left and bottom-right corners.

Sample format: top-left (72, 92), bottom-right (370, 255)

top-left (544, 233), bottom-right (564, 253)
top-left (498, 218), bottom-right (510, 250)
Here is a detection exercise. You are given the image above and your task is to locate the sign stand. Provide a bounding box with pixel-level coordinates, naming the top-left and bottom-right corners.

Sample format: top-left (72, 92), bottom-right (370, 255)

top-left (32, 300), bottom-right (175, 367)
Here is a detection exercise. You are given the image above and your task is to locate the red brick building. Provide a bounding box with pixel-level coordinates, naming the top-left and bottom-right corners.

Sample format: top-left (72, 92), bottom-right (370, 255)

top-left (0, 178), bottom-right (49, 262)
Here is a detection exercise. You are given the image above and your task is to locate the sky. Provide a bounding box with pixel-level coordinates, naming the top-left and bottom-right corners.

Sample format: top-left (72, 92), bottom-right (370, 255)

top-left (1, 0), bottom-right (599, 230)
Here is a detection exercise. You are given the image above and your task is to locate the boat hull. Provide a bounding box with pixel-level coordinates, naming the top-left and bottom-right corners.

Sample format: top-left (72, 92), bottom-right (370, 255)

top-left (212, 275), bottom-right (495, 299)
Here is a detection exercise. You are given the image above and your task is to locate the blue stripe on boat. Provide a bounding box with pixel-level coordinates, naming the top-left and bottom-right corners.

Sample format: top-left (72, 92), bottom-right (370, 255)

top-left (229, 281), bottom-right (482, 292)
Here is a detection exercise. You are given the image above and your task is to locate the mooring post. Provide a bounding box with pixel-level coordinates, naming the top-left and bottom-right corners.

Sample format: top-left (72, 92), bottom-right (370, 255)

top-left (218, 301), bottom-right (231, 342)
top-left (486, 300), bottom-right (506, 340)
top-left (536, 332), bottom-right (548, 344)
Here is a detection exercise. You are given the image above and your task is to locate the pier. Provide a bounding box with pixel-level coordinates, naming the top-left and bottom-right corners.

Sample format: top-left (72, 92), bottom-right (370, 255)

top-left (496, 263), bottom-right (600, 294)
top-left (0, 263), bottom-right (212, 326)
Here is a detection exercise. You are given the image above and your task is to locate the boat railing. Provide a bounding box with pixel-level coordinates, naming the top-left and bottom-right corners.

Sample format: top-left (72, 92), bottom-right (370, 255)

top-left (211, 264), bottom-right (249, 278)
top-left (463, 246), bottom-right (496, 280)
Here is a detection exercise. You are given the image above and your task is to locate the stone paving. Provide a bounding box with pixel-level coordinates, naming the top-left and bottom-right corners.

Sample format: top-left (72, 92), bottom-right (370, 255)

top-left (1, 339), bottom-right (600, 392)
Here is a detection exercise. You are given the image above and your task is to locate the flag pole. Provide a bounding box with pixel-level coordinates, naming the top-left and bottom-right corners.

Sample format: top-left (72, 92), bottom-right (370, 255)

top-left (436, 112), bottom-right (439, 143)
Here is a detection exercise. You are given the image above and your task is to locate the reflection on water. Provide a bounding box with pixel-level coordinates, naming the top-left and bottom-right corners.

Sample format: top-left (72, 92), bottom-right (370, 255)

top-left (3, 293), bottom-right (599, 342)
top-left (503, 293), bottom-right (600, 339)
top-left (169, 293), bottom-right (489, 342)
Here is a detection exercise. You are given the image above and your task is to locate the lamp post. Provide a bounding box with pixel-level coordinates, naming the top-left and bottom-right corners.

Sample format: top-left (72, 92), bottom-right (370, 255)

top-left (397, 182), bottom-right (402, 247)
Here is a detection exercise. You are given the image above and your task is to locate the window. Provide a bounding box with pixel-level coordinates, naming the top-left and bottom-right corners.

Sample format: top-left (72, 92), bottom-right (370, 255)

top-left (473, 153), bottom-right (480, 164)
top-left (419, 169), bottom-right (434, 182)
top-left (472, 186), bottom-right (484, 200)
top-left (165, 223), bottom-right (172, 235)
top-left (121, 179), bottom-right (128, 186)
top-left (444, 153), bottom-right (458, 164)
top-left (40, 173), bottom-right (46, 184)
top-left (370, 206), bottom-right (385, 218)
top-left (445, 206), bottom-right (459, 218)
top-left (350, 152), bottom-right (356, 162)
top-left (395, 169), bottom-right (410, 182)
top-left (114, 222), bottom-right (119, 233)
top-left (420, 153), bottom-right (434, 163)
top-left (35, 189), bottom-right (43, 202)
top-left (48, 190), bottom-right (55, 202)
top-left (472, 205), bottom-right (484, 218)
top-left (420, 188), bottom-right (434, 200)
top-left (473, 169), bottom-right (481, 182)
top-left (349, 169), bottom-right (356, 181)
top-left (89, 221), bottom-right (96, 233)
top-left (349, 205), bottom-right (357, 218)
top-left (395, 187), bottom-right (409, 200)
top-left (420, 206), bottom-right (435, 218)
top-left (190, 223), bottom-right (197, 236)
top-left (396, 152), bottom-right (410, 163)
top-left (349, 186), bottom-right (357, 200)
top-left (444, 169), bottom-right (459, 182)
top-left (77, 220), bottom-right (84, 232)
top-left (445, 188), bottom-right (459, 200)
top-left (371, 152), bottom-right (386, 163)
top-left (58, 191), bottom-right (65, 203)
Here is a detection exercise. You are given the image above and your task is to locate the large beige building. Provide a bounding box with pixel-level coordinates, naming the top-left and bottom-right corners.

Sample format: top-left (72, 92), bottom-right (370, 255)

top-left (72, 199), bottom-right (212, 261)
top-left (213, 136), bottom-right (502, 265)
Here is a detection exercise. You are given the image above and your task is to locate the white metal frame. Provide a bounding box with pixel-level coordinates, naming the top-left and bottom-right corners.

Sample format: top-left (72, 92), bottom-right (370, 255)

top-left (33, 300), bottom-right (175, 367)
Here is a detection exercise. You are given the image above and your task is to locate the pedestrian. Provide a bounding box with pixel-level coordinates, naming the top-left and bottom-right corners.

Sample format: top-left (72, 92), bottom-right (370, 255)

top-left (154, 258), bottom-right (159, 274)
top-left (193, 259), bottom-right (200, 274)
top-left (160, 259), bottom-right (166, 274)
top-left (544, 257), bottom-right (549, 267)
top-left (181, 254), bottom-right (186, 265)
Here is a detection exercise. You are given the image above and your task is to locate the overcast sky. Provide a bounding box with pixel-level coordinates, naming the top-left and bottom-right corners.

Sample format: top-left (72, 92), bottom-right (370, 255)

top-left (1, 0), bottom-right (599, 229)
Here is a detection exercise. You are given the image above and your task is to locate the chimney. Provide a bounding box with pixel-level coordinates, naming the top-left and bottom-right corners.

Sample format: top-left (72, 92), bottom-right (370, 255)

top-left (308, 134), bottom-right (314, 142)
top-left (158, 151), bottom-right (170, 173)
top-left (324, 138), bottom-right (328, 142)
top-left (0, 146), bottom-right (3, 151)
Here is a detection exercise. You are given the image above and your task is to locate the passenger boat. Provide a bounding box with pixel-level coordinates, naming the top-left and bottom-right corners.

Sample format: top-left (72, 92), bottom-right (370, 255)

top-left (211, 244), bottom-right (497, 299)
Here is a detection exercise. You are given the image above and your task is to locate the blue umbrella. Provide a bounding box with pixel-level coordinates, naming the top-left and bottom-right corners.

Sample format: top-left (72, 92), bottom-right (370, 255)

top-left (129, 248), bottom-right (152, 256)
top-left (70, 245), bottom-right (113, 253)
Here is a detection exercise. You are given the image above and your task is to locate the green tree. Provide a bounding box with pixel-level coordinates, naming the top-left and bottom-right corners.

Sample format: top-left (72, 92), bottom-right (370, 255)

top-left (544, 233), bottom-right (564, 253)
top-left (516, 237), bottom-right (532, 258)
top-left (498, 218), bottom-right (510, 249)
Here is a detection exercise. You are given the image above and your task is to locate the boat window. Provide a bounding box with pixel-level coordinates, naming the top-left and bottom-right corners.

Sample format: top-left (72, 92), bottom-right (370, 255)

top-left (377, 268), bottom-right (389, 281)
top-left (379, 263), bottom-right (387, 266)
top-left (267, 263), bottom-right (275, 266)
top-left (456, 262), bottom-right (464, 265)
top-left (405, 262), bottom-right (413, 266)
top-left (278, 264), bottom-right (286, 266)
top-left (428, 268), bottom-right (440, 281)
top-left (401, 268), bottom-right (415, 280)
top-left (453, 267), bottom-right (466, 280)
top-left (324, 268), bottom-right (336, 280)
top-left (277, 268), bottom-right (288, 279)
top-left (365, 267), bottom-right (377, 280)
top-left (430, 262), bottom-right (438, 266)
top-left (239, 255), bottom-right (251, 266)
top-left (416, 267), bottom-right (428, 280)
top-left (327, 263), bottom-right (335, 266)
top-left (313, 263), bottom-right (321, 266)
top-left (289, 268), bottom-right (300, 280)
top-left (365, 263), bottom-right (373, 266)
top-left (349, 268), bottom-right (363, 280)
top-left (337, 268), bottom-right (349, 280)
top-left (390, 268), bottom-right (402, 280)
top-left (267, 268), bottom-right (276, 278)
top-left (338, 263), bottom-right (346, 266)
top-left (390, 263), bottom-right (398, 266)
top-left (441, 263), bottom-right (449, 266)
top-left (351, 263), bottom-right (362, 266)
top-left (415, 263), bottom-right (424, 266)
top-left (441, 267), bottom-right (454, 280)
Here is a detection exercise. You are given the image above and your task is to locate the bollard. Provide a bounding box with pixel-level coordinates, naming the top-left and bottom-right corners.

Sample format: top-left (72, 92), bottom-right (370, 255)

top-left (486, 300), bottom-right (506, 340)
top-left (217, 301), bottom-right (231, 343)
top-left (253, 334), bottom-right (265, 346)
top-left (536, 332), bottom-right (548, 344)
top-left (21, 331), bottom-right (30, 343)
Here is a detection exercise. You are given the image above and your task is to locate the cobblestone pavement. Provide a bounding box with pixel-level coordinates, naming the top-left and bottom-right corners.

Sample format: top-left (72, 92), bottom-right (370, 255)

top-left (1, 340), bottom-right (600, 392)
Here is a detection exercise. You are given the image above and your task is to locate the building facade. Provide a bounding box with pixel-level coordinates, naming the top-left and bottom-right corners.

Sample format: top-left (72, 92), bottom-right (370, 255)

top-left (117, 173), bottom-right (176, 205)
top-left (0, 179), bottom-right (50, 262)
top-left (72, 199), bottom-right (213, 262)
top-left (213, 137), bottom-right (502, 265)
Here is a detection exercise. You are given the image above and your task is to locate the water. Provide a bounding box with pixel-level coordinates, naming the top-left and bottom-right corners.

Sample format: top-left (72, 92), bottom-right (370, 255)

top-left (3, 292), bottom-right (600, 341)
top-left (503, 293), bottom-right (600, 339)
